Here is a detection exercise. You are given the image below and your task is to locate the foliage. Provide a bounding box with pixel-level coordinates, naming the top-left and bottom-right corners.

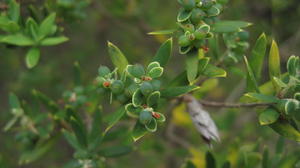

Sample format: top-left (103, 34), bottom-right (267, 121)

top-left (1, 0), bottom-right (300, 167)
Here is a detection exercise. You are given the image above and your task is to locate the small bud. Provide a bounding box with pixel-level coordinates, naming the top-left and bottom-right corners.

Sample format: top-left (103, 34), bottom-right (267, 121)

top-left (139, 109), bottom-right (153, 124)
top-left (103, 81), bottom-right (111, 88)
top-left (141, 76), bottom-right (152, 81)
top-left (201, 46), bottom-right (209, 52)
top-left (152, 112), bottom-right (161, 119)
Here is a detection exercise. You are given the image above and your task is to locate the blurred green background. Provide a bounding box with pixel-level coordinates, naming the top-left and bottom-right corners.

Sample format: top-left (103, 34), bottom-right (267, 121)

top-left (0, 0), bottom-right (300, 167)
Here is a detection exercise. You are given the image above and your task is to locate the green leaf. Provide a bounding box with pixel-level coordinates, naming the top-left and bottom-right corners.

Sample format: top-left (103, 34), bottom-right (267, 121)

top-left (203, 64), bottom-right (227, 78)
top-left (104, 107), bottom-right (126, 133)
top-left (152, 38), bottom-right (173, 67)
top-left (125, 103), bottom-right (142, 118)
top-left (186, 51), bottom-right (199, 84)
top-left (205, 151), bottom-right (216, 168)
top-left (19, 138), bottom-right (57, 165)
top-left (147, 62), bottom-right (160, 72)
top-left (9, 92), bottom-right (21, 109)
top-left (40, 36), bottom-right (69, 46)
top-left (88, 106), bottom-right (103, 148)
top-left (275, 136), bottom-right (285, 154)
top-left (0, 34), bottom-right (34, 46)
top-left (99, 145), bottom-right (133, 157)
top-left (108, 42), bottom-right (129, 74)
top-left (177, 9), bottom-right (192, 22)
top-left (25, 47), bottom-right (40, 69)
top-left (132, 89), bottom-right (144, 107)
top-left (259, 108), bottom-right (280, 125)
top-left (148, 29), bottom-right (176, 35)
top-left (26, 18), bottom-right (39, 41)
top-left (269, 40), bottom-right (281, 79)
top-left (145, 118), bottom-right (157, 132)
top-left (198, 57), bottom-right (210, 74)
top-left (212, 20), bottom-right (252, 33)
top-left (161, 85), bottom-right (199, 98)
top-left (3, 116), bottom-right (18, 132)
top-left (8, 0), bottom-right (20, 22)
top-left (262, 146), bottom-right (269, 168)
top-left (245, 93), bottom-right (279, 103)
top-left (32, 90), bottom-right (59, 113)
top-left (132, 121), bottom-right (148, 141)
top-left (39, 13), bottom-right (56, 38)
top-left (147, 91), bottom-right (160, 107)
top-left (70, 117), bottom-right (87, 148)
top-left (148, 67), bottom-right (163, 78)
top-left (270, 119), bottom-right (300, 142)
top-left (62, 130), bottom-right (82, 151)
top-left (126, 64), bottom-right (145, 78)
top-left (222, 161), bottom-right (231, 168)
top-left (248, 33), bottom-right (267, 89)
top-left (244, 56), bottom-right (260, 93)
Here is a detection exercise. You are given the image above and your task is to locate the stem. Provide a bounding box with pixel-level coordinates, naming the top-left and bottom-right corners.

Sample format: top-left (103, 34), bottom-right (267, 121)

top-left (199, 99), bottom-right (274, 108)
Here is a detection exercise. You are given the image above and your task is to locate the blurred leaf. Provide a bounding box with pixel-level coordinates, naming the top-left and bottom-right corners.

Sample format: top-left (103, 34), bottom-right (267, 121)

top-left (276, 136), bottom-right (285, 154)
top-left (104, 107), bottom-right (126, 133)
top-left (247, 33), bottom-right (267, 91)
top-left (186, 51), bottom-right (199, 84)
top-left (99, 145), bottom-right (133, 157)
top-left (9, 92), bottom-right (21, 109)
top-left (203, 64), bottom-right (227, 78)
top-left (148, 29), bottom-right (176, 35)
top-left (148, 67), bottom-right (164, 78)
top-left (269, 40), bottom-right (281, 79)
top-left (25, 47), bottom-right (40, 69)
top-left (39, 13), bottom-right (56, 38)
top-left (182, 160), bottom-right (197, 168)
top-left (0, 34), bottom-right (34, 46)
top-left (212, 20), bottom-right (252, 33)
top-left (126, 64), bottom-right (145, 78)
top-left (262, 146), bottom-right (269, 168)
top-left (108, 42), bottom-right (129, 74)
top-left (40, 36), bottom-right (69, 46)
top-left (152, 38), bottom-right (173, 67)
top-left (205, 151), bottom-right (216, 168)
top-left (88, 107), bottom-right (103, 150)
top-left (161, 85), bottom-right (199, 98)
top-left (73, 62), bottom-right (81, 86)
top-left (222, 161), bottom-right (231, 168)
top-left (19, 137), bottom-right (57, 165)
top-left (132, 121), bottom-right (147, 142)
top-left (8, 0), bottom-right (20, 22)
top-left (32, 90), bottom-right (59, 113)
top-left (270, 119), bottom-right (300, 142)
top-left (70, 116), bottom-right (88, 148)
top-left (245, 93), bottom-right (278, 103)
top-left (259, 108), bottom-right (280, 125)
top-left (62, 130), bottom-right (83, 151)
top-left (244, 56), bottom-right (260, 93)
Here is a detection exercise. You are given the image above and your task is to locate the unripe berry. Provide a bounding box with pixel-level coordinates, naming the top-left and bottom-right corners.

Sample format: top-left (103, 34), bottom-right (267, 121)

top-left (139, 109), bottom-right (153, 124)
top-left (110, 80), bottom-right (124, 94)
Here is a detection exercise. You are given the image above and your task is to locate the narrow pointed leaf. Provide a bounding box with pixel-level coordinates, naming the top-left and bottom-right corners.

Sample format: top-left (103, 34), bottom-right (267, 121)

top-left (244, 56), bottom-right (260, 93)
top-left (104, 107), bottom-right (126, 133)
top-left (108, 42), bottom-right (129, 74)
top-left (269, 40), bottom-right (281, 78)
top-left (152, 38), bottom-right (173, 67)
top-left (132, 121), bottom-right (148, 141)
top-left (161, 85), bottom-right (199, 98)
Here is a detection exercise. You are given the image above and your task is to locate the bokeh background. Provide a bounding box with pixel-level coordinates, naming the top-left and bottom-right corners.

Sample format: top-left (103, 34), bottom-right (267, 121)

top-left (0, 0), bottom-right (300, 167)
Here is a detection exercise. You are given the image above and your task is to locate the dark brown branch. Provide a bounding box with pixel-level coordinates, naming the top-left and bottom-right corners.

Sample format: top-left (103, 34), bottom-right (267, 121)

top-left (198, 100), bottom-right (274, 108)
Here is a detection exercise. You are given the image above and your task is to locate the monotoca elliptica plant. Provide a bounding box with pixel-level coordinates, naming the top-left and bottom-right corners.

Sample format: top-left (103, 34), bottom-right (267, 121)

top-left (3, 0), bottom-right (300, 167)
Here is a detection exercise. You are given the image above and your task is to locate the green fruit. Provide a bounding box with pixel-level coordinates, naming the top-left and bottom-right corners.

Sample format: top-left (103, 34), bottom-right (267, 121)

top-left (110, 80), bottom-right (124, 94)
top-left (116, 94), bottom-right (129, 103)
top-left (139, 109), bottom-right (153, 124)
top-left (190, 8), bottom-right (206, 24)
top-left (179, 0), bottom-right (196, 10)
top-left (178, 35), bottom-right (191, 47)
top-left (140, 82), bottom-right (153, 96)
top-left (237, 31), bottom-right (249, 41)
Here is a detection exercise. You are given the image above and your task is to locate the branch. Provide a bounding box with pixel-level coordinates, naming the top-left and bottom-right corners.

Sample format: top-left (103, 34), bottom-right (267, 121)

top-left (198, 99), bottom-right (274, 108)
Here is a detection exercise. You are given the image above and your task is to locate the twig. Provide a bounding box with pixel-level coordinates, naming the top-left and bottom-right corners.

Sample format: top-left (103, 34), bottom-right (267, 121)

top-left (199, 99), bottom-right (274, 108)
